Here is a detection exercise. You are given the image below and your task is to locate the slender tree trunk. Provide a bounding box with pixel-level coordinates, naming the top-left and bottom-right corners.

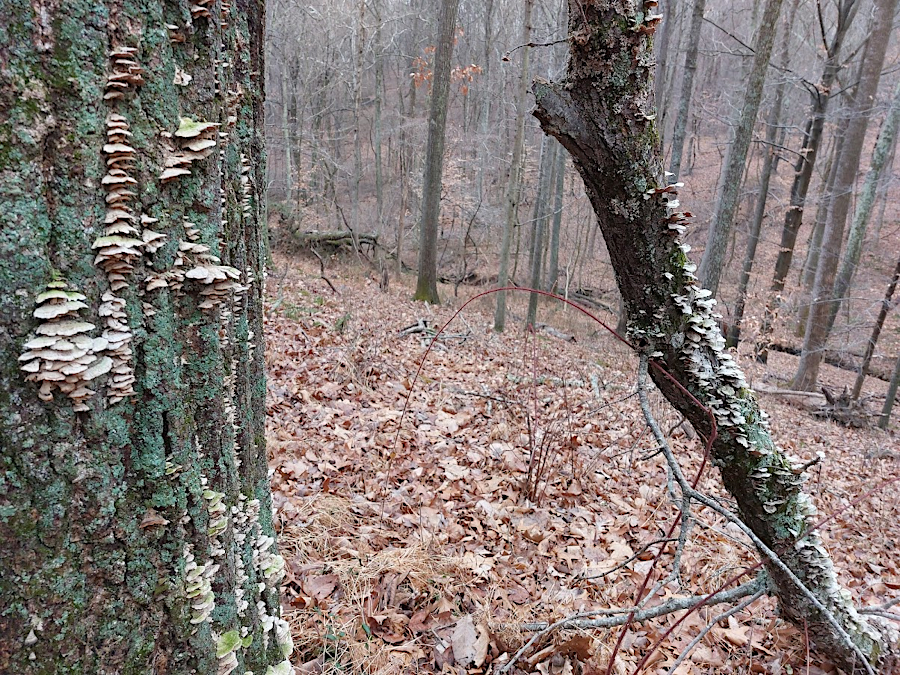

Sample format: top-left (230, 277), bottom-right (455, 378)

top-left (351, 0), bottom-right (366, 246)
top-left (533, 2), bottom-right (899, 670)
top-left (414, 0), bottom-right (460, 303)
top-left (667, 0), bottom-right (706, 182)
top-left (546, 142), bottom-right (566, 293)
top-left (373, 0), bottom-right (386, 233)
top-left (871, 133), bottom-right (897, 247)
top-left (756, 0), bottom-right (859, 360)
top-left (697, 0), bottom-right (784, 297)
top-left (794, 0), bottom-right (899, 391)
top-left (526, 139), bottom-right (556, 327)
top-left (0, 2), bottom-right (291, 673)
top-left (280, 69), bottom-right (294, 208)
top-left (476, 0), bottom-right (494, 203)
top-left (654, 0), bottom-right (677, 140)
top-left (494, 0), bottom-right (535, 330)
top-left (881, 355), bottom-right (900, 429)
top-left (853, 255), bottom-right (900, 400)
top-left (802, 134), bottom-right (842, 292)
top-left (825, 77), bottom-right (900, 337)
top-left (729, 0), bottom-right (797, 348)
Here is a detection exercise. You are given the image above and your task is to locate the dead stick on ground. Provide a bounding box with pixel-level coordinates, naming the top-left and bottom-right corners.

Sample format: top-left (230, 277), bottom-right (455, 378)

top-left (311, 249), bottom-right (339, 295)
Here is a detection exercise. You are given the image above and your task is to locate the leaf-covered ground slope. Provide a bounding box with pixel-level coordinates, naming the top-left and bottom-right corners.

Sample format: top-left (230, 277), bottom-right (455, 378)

top-left (265, 255), bottom-right (900, 675)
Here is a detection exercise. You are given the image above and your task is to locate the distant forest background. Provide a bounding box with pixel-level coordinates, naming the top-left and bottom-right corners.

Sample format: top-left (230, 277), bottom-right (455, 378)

top-left (263, 0), bottom-right (900, 415)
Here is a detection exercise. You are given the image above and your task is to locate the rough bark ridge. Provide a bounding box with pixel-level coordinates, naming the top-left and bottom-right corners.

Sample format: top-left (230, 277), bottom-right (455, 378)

top-left (0, 0), bottom-right (290, 673)
top-left (532, 2), bottom-right (898, 671)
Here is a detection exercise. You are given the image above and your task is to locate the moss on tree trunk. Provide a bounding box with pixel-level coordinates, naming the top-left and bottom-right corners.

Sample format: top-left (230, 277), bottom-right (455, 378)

top-left (0, 0), bottom-right (290, 673)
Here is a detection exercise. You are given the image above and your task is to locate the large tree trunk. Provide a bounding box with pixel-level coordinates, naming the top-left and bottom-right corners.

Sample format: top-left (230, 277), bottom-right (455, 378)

top-left (532, 2), bottom-right (899, 671)
top-left (794, 0), bottom-right (899, 390)
top-left (697, 0), bottom-right (784, 297)
top-left (414, 0), bottom-right (460, 303)
top-left (0, 2), bottom-right (291, 674)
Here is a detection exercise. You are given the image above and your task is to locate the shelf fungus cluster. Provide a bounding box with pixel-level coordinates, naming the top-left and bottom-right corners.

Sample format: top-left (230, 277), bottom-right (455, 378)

top-left (19, 281), bottom-right (112, 411)
top-left (645, 179), bottom-right (692, 237)
top-left (190, 0), bottom-right (214, 19)
top-left (96, 114), bottom-right (143, 288)
top-left (183, 545), bottom-right (218, 628)
top-left (105, 47), bottom-right (144, 101)
top-left (91, 113), bottom-right (143, 404)
top-left (160, 117), bottom-right (219, 183)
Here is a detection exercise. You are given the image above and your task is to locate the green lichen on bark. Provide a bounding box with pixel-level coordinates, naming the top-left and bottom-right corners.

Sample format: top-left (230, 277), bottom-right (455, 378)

top-left (0, 0), bottom-right (285, 672)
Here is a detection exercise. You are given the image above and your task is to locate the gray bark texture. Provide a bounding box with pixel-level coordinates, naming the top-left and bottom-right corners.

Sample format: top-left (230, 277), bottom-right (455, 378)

top-left (0, 1), bottom-right (292, 674)
top-left (532, 2), bottom-right (900, 671)
top-left (414, 0), bottom-right (460, 304)
top-left (795, 0), bottom-right (899, 390)
top-left (698, 0), bottom-right (784, 297)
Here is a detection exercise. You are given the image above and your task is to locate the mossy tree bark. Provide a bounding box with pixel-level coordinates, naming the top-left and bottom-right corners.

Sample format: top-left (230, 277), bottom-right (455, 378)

top-left (532, 2), bottom-right (899, 671)
top-left (0, 1), bottom-right (291, 674)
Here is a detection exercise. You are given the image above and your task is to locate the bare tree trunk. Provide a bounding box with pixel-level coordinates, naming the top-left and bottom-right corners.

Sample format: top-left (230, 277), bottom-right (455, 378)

top-left (526, 139), bottom-right (556, 327)
top-left (0, 1), bottom-right (291, 672)
top-left (351, 0), bottom-right (366, 247)
top-left (802, 134), bottom-right (842, 292)
top-left (794, 0), bottom-right (899, 391)
top-left (373, 0), bottom-right (386, 233)
top-left (494, 0), bottom-right (535, 330)
top-left (853, 255), bottom-right (900, 400)
top-left (698, 0), bottom-right (784, 297)
top-left (280, 68), bottom-right (295, 209)
top-left (546, 142), bottom-right (566, 293)
top-left (414, 0), bottom-right (460, 303)
top-left (756, 0), bottom-right (859, 360)
top-left (871, 133), bottom-right (897, 247)
top-left (654, 0), bottom-right (677, 140)
top-left (667, 0), bottom-right (706, 182)
top-left (476, 0), bottom-right (494, 203)
top-left (533, 2), bottom-right (899, 670)
top-left (729, 0), bottom-right (798, 348)
top-left (825, 77), bottom-right (900, 337)
top-left (881, 355), bottom-right (900, 429)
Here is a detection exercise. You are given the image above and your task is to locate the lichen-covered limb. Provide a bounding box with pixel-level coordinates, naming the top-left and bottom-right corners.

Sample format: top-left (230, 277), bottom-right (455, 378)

top-left (531, 1), bottom-right (899, 671)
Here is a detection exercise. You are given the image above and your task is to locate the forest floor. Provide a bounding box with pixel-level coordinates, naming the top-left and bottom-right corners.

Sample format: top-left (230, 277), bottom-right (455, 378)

top-left (265, 252), bottom-right (900, 675)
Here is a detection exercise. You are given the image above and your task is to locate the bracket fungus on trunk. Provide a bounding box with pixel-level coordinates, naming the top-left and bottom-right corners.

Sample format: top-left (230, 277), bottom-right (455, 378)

top-left (160, 117), bottom-right (220, 183)
top-left (19, 281), bottom-right (112, 411)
